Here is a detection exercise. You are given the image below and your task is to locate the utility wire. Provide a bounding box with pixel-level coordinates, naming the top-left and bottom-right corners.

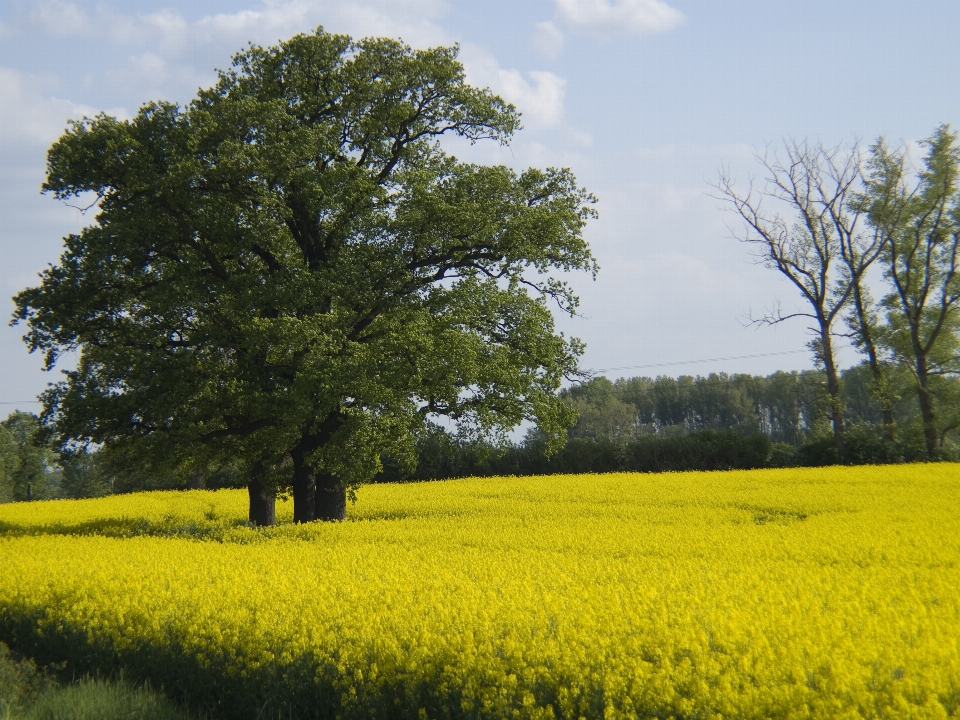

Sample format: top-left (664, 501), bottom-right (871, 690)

top-left (2, 373), bottom-right (824, 406)
top-left (0, 350), bottom-right (814, 406)
top-left (565, 370), bottom-right (828, 399)
top-left (0, 351), bottom-right (814, 403)
top-left (591, 349), bottom-right (809, 375)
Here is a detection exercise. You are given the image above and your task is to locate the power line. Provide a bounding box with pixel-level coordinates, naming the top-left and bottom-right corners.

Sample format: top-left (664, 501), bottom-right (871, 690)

top-left (564, 371), bottom-right (828, 399)
top-left (0, 352), bottom-right (815, 406)
top-left (591, 349), bottom-right (809, 375)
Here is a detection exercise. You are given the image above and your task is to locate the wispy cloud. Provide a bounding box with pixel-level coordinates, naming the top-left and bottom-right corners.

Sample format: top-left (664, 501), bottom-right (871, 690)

top-left (28, 0), bottom-right (91, 37)
top-left (555, 0), bottom-right (685, 35)
top-left (460, 45), bottom-right (567, 129)
top-left (0, 68), bottom-right (123, 146)
top-left (532, 21), bottom-right (564, 61)
top-left (7, 0), bottom-right (459, 125)
top-left (23, 0), bottom-right (451, 49)
top-left (531, 0), bottom-right (684, 61)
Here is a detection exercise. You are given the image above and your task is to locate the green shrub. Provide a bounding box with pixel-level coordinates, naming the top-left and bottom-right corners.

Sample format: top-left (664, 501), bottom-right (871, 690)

top-left (23, 677), bottom-right (191, 720)
top-left (1, 642), bottom-right (48, 717)
top-left (767, 443), bottom-right (797, 468)
top-left (1, 642), bottom-right (189, 720)
top-left (615, 430), bottom-right (772, 473)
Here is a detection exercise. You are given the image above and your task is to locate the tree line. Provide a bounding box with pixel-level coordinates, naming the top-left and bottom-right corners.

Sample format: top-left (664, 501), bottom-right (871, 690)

top-left (5, 359), bottom-right (954, 502)
top-left (376, 363), bottom-right (957, 482)
top-left (559, 364), bottom-right (957, 451)
top-left (0, 410), bottom-right (246, 503)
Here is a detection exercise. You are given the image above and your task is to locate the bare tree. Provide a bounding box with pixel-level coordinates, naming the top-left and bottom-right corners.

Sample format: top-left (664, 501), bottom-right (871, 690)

top-left (713, 140), bottom-right (885, 454)
top-left (860, 125), bottom-right (960, 456)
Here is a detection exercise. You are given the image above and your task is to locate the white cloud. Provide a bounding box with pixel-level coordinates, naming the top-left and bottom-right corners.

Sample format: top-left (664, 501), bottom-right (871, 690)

top-left (0, 68), bottom-right (106, 146)
top-left (18, 0), bottom-right (452, 60)
top-left (103, 52), bottom-right (208, 103)
top-left (459, 46), bottom-right (567, 129)
top-left (555, 0), bottom-right (684, 35)
top-left (510, 71), bottom-right (567, 129)
top-left (12, 1), bottom-right (455, 109)
top-left (104, 0), bottom-right (450, 52)
top-left (532, 21), bottom-right (564, 61)
top-left (140, 9), bottom-right (191, 45)
top-left (12, 1), bottom-right (570, 135)
top-left (29, 1), bottom-right (91, 37)
top-left (532, 0), bottom-right (683, 62)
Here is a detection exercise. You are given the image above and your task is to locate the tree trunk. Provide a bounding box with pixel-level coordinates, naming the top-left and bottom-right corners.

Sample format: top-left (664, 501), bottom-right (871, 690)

top-left (290, 412), bottom-right (346, 522)
top-left (914, 355), bottom-right (939, 456)
top-left (315, 470), bottom-right (346, 521)
top-left (850, 282), bottom-right (896, 437)
top-left (820, 331), bottom-right (846, 455)
top-left (187, 467), bottom-right (206, 490)
top-left (247, 477), bottom-right (276, 527)
top-left (291, 449), bottom-right (316, 523)
top-left (291, 453), bottom-right (345, 522)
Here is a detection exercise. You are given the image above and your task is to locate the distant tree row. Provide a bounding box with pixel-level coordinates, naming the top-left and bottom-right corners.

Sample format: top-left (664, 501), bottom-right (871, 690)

top-left (4, 358), bottom-right (955, 501)
top-left (560, 364), bottom-right (958, 451)
top-left (0, 410), bottom-right (245, 503)
top-left (1, 411), bottom-right (106, 502)
top-left (375, 364), bottom-right (957, 483)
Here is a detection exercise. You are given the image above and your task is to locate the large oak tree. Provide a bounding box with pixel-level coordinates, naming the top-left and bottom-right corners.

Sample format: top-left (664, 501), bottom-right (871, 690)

top-left (13, 29), bottom-right (596, 523)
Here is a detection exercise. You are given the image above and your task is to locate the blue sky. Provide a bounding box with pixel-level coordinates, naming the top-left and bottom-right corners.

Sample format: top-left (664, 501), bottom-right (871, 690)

top-left (1, 0), bottom-right (958, 412)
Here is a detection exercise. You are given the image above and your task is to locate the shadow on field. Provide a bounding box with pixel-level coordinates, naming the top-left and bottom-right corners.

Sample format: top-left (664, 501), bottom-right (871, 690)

top-left (728, 503), bottom-right (810, 525)
top-left (0, 516), bottom-right (256, 541)
top-left (0, 508), bottom-right (462, 541)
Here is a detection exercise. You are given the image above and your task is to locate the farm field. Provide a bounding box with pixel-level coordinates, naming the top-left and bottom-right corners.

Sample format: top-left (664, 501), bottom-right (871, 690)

top-left (1, 465), bottom-right (958, 719)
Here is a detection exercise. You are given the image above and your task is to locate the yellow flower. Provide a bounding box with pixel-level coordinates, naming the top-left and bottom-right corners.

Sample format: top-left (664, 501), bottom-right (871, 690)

top-left (0, 464), bottom-right (958, 718)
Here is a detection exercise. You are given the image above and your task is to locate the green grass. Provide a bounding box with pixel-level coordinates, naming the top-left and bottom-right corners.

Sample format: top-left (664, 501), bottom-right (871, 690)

top-left (1, 643), bottom-right (190, 720)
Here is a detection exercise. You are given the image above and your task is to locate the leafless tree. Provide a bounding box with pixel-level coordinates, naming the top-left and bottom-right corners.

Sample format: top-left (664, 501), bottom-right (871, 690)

top-left (712, 140), bottom-right (885, 453)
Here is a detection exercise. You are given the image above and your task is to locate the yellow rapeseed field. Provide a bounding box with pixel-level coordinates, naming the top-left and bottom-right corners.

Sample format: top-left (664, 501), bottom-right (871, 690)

top-left (1, 465), bottom-right (958, 719)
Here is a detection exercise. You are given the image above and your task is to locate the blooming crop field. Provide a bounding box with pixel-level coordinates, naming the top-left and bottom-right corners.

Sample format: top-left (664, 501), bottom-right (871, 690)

top-left (1, 465), bottom-right (958, 719)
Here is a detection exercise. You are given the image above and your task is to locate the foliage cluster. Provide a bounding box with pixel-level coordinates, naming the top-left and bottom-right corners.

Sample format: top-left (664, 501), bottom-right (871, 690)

top-left (1, 466), bottom-right (958, 719)
top-left (0, 641), bottom-right (48, 717)
top-left (0, 413), bottom-right (64, 503)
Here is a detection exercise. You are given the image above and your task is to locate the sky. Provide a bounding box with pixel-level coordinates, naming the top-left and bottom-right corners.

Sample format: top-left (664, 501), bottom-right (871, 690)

top-left (1, 0), bottom-right (959, 414)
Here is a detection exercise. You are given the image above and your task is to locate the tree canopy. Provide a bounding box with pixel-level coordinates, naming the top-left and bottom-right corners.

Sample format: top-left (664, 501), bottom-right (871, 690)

top-left (858, 124), bottom-right (960, 455)
top-left (13, 28), bottom-right (597, 522)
